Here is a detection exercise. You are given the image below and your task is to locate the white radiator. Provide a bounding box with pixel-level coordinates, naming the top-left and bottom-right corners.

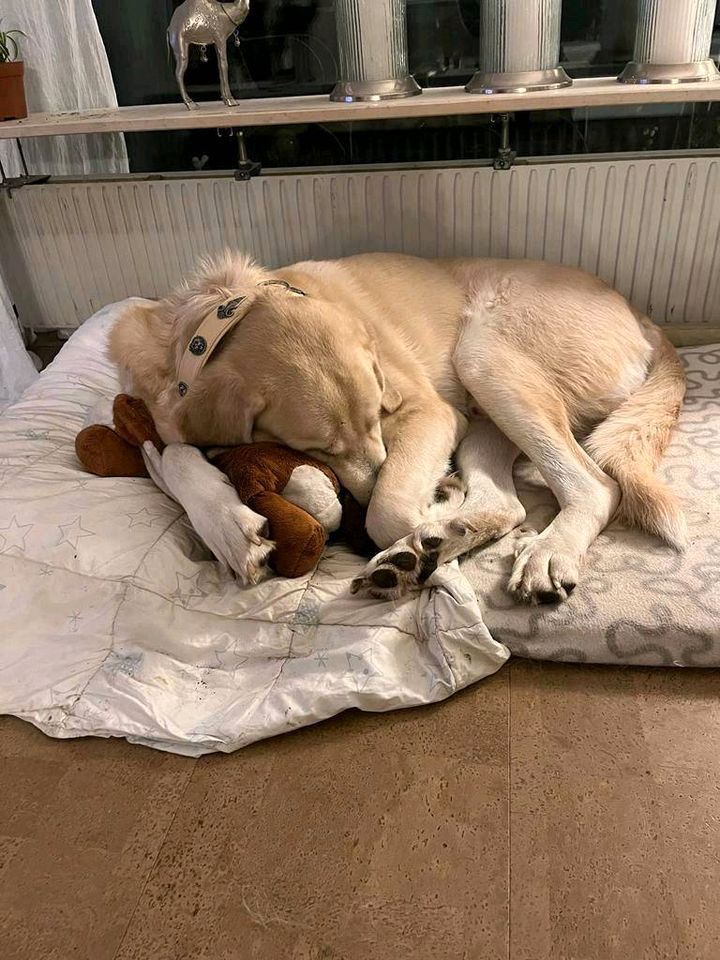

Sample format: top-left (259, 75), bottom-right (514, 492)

top-left (1, 156), bottom-right (719, 331)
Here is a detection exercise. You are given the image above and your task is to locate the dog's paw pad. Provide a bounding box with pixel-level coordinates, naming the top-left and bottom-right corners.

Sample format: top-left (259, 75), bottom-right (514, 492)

top-left (350, 531), bottom-right (449, 600)
top-left (369, 567), bottom-right (398, 589)
top-left (421, 536), bottom-right (443, 551)
top-left (537, 590), bottom-right (561, 605)
top-left (386, 551), bottom-right (417, 571)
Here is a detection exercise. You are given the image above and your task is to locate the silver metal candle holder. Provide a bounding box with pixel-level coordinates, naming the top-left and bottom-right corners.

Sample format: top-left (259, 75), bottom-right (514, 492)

top-left (466, 0), bottom-right (570, 95)
top-left (330, 0), bottom-right (420, 102)
top-left (619, 0), bottom-right (719, 84)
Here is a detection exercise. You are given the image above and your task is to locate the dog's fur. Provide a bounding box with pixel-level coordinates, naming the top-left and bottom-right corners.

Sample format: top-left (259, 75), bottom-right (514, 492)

top-left (109, 252), bottom-right (686, 602)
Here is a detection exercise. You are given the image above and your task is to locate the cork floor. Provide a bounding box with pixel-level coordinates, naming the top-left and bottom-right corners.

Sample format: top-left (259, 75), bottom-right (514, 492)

top-left (2, 659), bottom-right (720, 960)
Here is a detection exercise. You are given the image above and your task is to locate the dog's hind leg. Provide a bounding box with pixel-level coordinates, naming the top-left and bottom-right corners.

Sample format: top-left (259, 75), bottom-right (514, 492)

top-left (453, 336), bottom-right (620, 604)
top-left (355, 312), bottom-right (622, 604)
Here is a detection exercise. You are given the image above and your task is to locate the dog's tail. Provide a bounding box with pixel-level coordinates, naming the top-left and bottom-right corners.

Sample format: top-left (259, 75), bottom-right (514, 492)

top-left (585, 321), bottom-right (687, 550)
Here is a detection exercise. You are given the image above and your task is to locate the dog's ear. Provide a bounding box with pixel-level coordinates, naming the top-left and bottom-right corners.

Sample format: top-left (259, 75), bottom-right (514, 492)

top-left (227, 390), bottom-right (264, 444)
top-left (109, 300), bottom-right (174, 402)
top-left (372, 357), bottom-right (402, 414)
top-left (220, 378), bottom-right (265, 443)
top-left (180, 378), bottom-right (264, 446)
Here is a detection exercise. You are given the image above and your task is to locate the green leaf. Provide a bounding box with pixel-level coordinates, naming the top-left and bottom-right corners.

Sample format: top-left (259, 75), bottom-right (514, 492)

top-left (0, 26), bottom-right (25, 62)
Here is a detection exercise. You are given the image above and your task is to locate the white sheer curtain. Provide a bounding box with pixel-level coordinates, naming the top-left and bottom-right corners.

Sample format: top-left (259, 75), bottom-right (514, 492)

top-left (0, 274), bottom-right (38, 413)
top-left (0, 0), bottom-right (128, 177)
top-left (0, 0), bottom-right (128, 411)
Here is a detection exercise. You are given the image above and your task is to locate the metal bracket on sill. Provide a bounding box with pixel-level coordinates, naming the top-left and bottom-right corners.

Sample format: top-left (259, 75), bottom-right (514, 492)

top-left (216, 128), bottom-right (261, 180)
top-left (0, 141), bottom-right (50, 196)
top-left (491, 113), bottom-right (516, 170)
top-left (0, 175), bottom-right (51, 197)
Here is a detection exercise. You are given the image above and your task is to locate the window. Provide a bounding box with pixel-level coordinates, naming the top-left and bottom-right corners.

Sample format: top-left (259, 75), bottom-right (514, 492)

top-left (91, 0), bottom-right (720, 174)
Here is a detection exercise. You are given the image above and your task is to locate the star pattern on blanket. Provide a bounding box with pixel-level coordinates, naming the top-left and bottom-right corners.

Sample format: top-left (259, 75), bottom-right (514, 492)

top-left (67, 611), bottom-right (82, 633)
top-left (289, 598), bottom-right (322, 643)
top-left (22, 428), bottom-right (50, 441)
top-left (198, 633), bottom-right (249, 677)
top-left (210, 648), bottom-right (249, 674)
top-left (170, 571), bottom-right (209, 608)
top-left (314, 649), bottom-right (329, 669)
top-left (126, 507), bottom-right (167, 528)
top-left (346, 648), bottom-right (379, 692)
top-left (293, 598), bottom-right (322, 625)
top-left (57, 516), bottom-right (95, 550)
top-left (0, 516), bottom-right (33, 554)
top-left (39, 563), bottom-right (53, 576)
top-left (104, 651), bottom-right (144, 679)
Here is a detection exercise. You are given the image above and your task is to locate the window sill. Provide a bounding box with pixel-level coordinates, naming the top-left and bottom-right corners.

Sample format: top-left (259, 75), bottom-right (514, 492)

top-left (2, 77), bottom-right (720, 140)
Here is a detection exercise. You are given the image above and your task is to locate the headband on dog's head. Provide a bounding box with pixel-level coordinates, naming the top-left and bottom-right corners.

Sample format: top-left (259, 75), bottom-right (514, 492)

top-left (176, 279), bottom-right (305, 398)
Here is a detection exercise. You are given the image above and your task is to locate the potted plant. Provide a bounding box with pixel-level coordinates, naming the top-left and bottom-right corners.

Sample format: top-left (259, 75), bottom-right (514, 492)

top-left (0, 21), bottom-right (27, 121)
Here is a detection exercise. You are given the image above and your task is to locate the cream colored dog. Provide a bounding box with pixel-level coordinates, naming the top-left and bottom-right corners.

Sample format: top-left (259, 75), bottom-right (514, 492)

top-left (109, 252), bottom-right (686, 604)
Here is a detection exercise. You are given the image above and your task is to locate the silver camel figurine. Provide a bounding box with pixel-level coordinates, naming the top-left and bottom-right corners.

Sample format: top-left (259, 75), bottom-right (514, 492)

top-left (168, 0), bottom-right (250, 109)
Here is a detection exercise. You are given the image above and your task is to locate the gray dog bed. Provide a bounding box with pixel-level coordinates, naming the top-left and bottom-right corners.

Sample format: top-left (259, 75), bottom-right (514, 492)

top-left (461, 344), bottom-right (720, 666)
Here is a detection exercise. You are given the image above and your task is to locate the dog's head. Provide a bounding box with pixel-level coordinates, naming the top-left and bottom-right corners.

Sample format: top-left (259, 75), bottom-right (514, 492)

top-left (251, 299), bottom-right (402, 505)
top-left (153, 252), bottom-right (402, 505)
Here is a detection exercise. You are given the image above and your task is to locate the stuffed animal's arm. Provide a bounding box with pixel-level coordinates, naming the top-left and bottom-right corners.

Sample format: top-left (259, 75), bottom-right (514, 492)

top-left (142, 442), bottom-right (273, 585)
top-left (281, 464), bottom-right (342, 534)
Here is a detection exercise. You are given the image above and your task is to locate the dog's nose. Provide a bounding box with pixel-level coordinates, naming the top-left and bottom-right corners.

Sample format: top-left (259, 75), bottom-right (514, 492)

top-left (346, 471), bottom-right (375, 507)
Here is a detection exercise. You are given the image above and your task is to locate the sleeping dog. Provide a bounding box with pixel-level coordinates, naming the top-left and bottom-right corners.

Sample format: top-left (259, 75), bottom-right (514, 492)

top-left (109, 252), bottom-right (686, 603)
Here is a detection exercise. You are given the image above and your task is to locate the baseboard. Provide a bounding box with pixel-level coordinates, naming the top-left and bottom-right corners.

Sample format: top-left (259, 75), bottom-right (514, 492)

top-left (663, 324), bottom-right (720, 347)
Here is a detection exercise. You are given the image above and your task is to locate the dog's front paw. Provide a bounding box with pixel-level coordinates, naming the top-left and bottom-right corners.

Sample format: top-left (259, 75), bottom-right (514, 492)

top-left (143, 442), bottom-right (275, 585)
top-left (350, 531), bottom-right (444, 600)
top-left (190, 497), bottom-right (274, 586)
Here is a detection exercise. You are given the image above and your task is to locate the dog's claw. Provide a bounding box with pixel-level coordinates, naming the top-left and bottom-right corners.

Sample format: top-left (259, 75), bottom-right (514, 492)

top-left (508, 530), bottom-right (580, 605)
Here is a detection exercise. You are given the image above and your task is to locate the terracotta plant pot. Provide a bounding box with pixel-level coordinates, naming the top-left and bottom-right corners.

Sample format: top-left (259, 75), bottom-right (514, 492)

top-left (0, 60), bottom-right (27, 121)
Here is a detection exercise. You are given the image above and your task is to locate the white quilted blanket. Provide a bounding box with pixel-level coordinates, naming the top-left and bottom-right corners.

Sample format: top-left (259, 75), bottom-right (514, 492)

top-left (0, 302), bottom-right (508, 756)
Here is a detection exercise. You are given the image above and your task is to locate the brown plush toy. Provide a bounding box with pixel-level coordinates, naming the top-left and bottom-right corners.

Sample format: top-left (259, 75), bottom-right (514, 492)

top-left (75, 395), bottom-right (375, 577)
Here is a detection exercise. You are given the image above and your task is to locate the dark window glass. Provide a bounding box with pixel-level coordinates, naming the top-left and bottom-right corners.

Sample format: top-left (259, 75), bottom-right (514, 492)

top-left (92, 1), bottom-right (720, 174)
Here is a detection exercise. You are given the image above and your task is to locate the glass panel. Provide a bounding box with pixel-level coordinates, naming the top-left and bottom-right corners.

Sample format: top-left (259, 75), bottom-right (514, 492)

top-left (560, 0), bottom-right (638, 78)
top-left (93, 0), bottom-right (338, 104)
